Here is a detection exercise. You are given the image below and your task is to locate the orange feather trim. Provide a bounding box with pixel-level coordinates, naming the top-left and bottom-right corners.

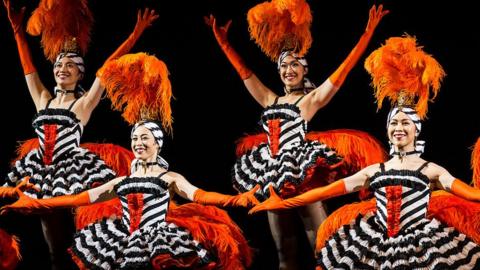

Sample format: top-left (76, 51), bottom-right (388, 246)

top-left (315, 199), bottom-right (376, 252)
top-left (11, 138), bottom-right (39, 165)
top-left (472, 137), bottom-right (480, 187)
top-left (247, 0), bottom-right (312, 61)
top-left (428, 191), bottom-right (480, 244)
top-left (364, 35), bottom-right (445, 119)
top-left (306, 129), bottom-right (387, 172)
top-left (0, 229), bottom-right (21, 270)
top-left (26, 0), bottom-right (93, 61)
top-left (100, 53), bottom-right (173, 133)
top-left (75, 199), bottom-right (122, 230)
top-left (11, 140), bottom-right (134, 175)
top-left (235, 133), bottom-right (268, 157)
top-left (74, 143), bottom-right (133, 229)
top-left (167, 203), bottom-right (253, 269)
top-left (81, 143), bottom-right (134, 177)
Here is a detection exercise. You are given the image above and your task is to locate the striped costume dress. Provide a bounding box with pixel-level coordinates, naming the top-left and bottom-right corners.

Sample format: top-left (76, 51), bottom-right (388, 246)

top-left (5, 99), bottom-right (115, 198)
top-left (318, 162), bottom-right (480, 269)
top-left (233, 96), bottom-right (341, 200)
top-left (70, 174), bottom-right (212, 269)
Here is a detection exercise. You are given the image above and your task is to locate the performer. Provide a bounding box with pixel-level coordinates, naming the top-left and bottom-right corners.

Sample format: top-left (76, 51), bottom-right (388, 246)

top-left (206, 1), bottom-right (388, 268)
top-left (2, 51), bottom-right (256, 269)
top-left (250, 36), bottom-right (480, 269)
top-left (2, 119), bottom-right (257, 269)
top-left (2, 0), bottom-right (158, 268)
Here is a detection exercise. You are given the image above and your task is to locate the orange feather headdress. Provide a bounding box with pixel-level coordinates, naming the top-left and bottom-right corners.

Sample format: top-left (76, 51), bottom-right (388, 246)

top-left (26, 0), bottom-right (93, 62)
top-left (99, 52), bottom-right (173, 134)
top-left (472, 137), bottom-right (480, 188)
top-left (364, 35), bottom-right (446, 119)
top-left (247, 0), bottom-right (312, 61)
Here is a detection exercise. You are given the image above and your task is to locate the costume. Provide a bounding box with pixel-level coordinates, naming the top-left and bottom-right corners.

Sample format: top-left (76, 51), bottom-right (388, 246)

top-left (5, 99), bottom-right (115, 198)
top-left (315, 36), bottom-right (480, 269)
top-left (70, 173), bottom-right (251, 269)
top-left (317, 162), bottom-right (480, 269)
top-left (215, 0), bottom-right (388, 200)
top-left (233, 96), bottom-right (342, 200)
top-left (70, 53), bottom-right (253, 269)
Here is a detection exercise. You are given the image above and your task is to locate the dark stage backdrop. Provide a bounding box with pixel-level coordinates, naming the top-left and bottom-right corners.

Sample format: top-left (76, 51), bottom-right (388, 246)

top-left (1, 0), bottom-right (479, 269)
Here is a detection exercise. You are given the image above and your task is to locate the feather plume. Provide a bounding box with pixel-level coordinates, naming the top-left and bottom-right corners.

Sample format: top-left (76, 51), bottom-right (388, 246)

top-left (364, 35), bottom-right (445, 119)
top-left (0, 229), bottom-right (20, 270)
top-left (168, 203), bottom-right (253, 269)
top-left (26, 0), bottom-right (93, 61)
top-left (100, 53), bottom-right (173, 133)
top-left (247, 0), bottom-right (312, 61)
top-left (472, 137), bottom-right (480, 187)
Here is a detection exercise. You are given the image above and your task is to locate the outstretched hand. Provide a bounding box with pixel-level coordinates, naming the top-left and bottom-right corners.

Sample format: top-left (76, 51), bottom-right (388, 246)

top-left (3, 0), bottom-right (26, 33)
top-left (14, 177), bottom-right (40, 196)
top-left (204, 14), bottom-right (232, 44)
top-left (133, 8), bottom-right (159, 36)
top-left (249, 185), bottom-right (285, 214)
top-left (365, 4), bottom-right (389, 34)
top-left (223, 185), bottom-right (260, 208)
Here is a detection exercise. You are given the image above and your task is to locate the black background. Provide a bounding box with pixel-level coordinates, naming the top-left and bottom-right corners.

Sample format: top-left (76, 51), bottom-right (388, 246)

top-left (1, 0), bottom-right (479, 269)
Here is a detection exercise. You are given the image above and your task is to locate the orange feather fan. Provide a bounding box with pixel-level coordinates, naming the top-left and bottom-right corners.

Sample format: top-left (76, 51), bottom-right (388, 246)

top-left (472, 137), bottom-right (480, 188)
top-left (0, 229), bottom-right (20, 270)
top-left (247, 0), bottom-right (312, 61)
top-left (100, 52), bottom-right (173, 133)
top-left (364, 35), bottom-right (445, 119)
top-left (26, 0), bottom-right (93, 62)
top-left (167, 203), bottom-right (253, 269)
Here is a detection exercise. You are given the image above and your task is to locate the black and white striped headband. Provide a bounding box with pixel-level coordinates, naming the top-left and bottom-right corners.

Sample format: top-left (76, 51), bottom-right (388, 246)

top-left (55, 52), bottom-right (85, 74)
top-left (277, 51), bottom-right (316, 92)
top-left (387, 106), bottom-right (425, 155)
top-left (131, 120), bottom-right (169, 170)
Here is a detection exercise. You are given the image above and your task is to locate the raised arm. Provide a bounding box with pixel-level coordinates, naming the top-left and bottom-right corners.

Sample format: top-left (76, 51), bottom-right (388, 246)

top-left (249, 165), bottom-right (371, 213)
top-left (168, 171), bottom-right (259, 207)
top-left (205, 15), bottom-right (277, 108)
top-left (0, 176), bottom-right (124, 215)
top-left (302, 5), bottom-right (388, 119)
top-left (79, 8), bottom-right (159, 118)
top-left (3, 0), bottom-right (50, 111)
top-left (434, 164), bottom-right (480, 201)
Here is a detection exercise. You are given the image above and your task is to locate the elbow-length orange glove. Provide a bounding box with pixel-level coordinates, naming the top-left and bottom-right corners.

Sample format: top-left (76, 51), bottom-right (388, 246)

top-left (328, 5), bottom-right (389, 88)
top-left (0, 191), bottom-right (90, 215)
top-left (205, 15), bottom-right (252, 80)
top-left (97, 8), bottom-right (159, 76)
top-left (3, 0), bottom-right (36, 75)
top-left (451, 179), bottom-right (480, 201)
top-left (249, 180), bottom-right (347, 214)
top-left (193, 185), bottom-right (260, 207)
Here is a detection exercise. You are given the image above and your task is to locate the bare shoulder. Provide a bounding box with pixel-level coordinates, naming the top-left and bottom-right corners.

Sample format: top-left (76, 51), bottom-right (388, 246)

top-left (422, 161), bottom-right (448, 178)
top-left (161, 171), bottom-right (185, 184)
top-left (362, 163), bottom-right (383, 177)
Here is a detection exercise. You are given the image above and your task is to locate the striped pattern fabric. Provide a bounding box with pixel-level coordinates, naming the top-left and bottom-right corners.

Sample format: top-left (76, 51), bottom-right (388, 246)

top-left (317, 163), bottom-right (480, 269)
top-left (233, 102), bottom-right (341, 200)
top-left (70, 176), bottom-right (211, 269)
top-left (6, 109), bottom-right (115, 198)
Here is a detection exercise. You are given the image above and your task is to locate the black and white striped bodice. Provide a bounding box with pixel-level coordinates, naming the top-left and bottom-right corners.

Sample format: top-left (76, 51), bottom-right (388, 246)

top-left (32, 99), bottom-right (83, 164)
top-left (260, 96), bottom-right (307, 155)
top-left (115, 175), bottom-right (170, 232)
top-left (369, 162), bottom-right (431, 237)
